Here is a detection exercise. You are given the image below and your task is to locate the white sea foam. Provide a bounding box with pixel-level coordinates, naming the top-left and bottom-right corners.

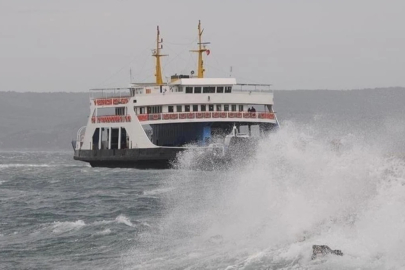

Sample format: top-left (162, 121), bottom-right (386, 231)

top-left (92, 220), bottom-right (114, 226)
top-left (0, 164), bottom-right (52, 168)
top-left (115, 215), bottom-right (134, 227)
top-left (93, 216), bottom-right (146, 228)
top-left (142, 187), bottom-right (174, 197)
top-left (52, 220), bottom-right (86, 234)
top-left (125, 121), bottom-right (405, 269)
top-left (94, 229), bottom-right (112, 236)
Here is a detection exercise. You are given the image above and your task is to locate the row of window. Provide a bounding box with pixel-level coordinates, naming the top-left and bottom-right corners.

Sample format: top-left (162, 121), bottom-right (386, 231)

top-left (135, 104), bottom-right (251, 115)
top-left (185, 86), bottom-right (232, 94)
top-left (169, 104), bottom-right (244, 113)
top-left (139, 106), bottom-right (162, 114)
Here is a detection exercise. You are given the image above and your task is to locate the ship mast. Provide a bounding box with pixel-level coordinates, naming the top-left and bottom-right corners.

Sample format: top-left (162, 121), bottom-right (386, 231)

top-left (153, 26), bottom-right (167, 85)
top-left (191, 20), bottom-right (210, 78)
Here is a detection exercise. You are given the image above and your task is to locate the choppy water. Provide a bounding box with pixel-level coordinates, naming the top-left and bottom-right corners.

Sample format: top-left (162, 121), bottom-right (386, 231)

top-left (1, 121), bottom-right (405, 269)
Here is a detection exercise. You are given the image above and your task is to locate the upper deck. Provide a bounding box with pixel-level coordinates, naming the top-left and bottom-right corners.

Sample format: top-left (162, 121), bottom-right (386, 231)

top-left (90, 77), bottom-right (274, 108)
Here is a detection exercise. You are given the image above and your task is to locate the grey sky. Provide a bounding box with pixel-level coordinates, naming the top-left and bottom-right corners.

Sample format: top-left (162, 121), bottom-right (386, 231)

top-left (1, 0), bottom-right (404, 92)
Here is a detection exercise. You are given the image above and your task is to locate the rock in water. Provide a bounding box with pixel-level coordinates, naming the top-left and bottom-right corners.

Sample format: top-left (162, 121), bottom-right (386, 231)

top-left (311, 245), bottom-right (343, 260)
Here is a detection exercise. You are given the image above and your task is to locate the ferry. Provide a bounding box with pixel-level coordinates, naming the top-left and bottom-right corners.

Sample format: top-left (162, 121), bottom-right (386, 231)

top-left (73, 21), bottom-right (279, 168)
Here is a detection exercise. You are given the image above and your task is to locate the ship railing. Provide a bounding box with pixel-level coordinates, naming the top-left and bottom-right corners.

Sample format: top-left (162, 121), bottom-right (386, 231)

top-left (92, 97), bottom-right (131, 106)
top-left (91, 115), bottom-right (132, 124)
top-left (89, 87), bottom-right (133, 100)
top-left (137, 112), bottom-right (275, 121)
top-left (233, 84), bottom-right (272, 93)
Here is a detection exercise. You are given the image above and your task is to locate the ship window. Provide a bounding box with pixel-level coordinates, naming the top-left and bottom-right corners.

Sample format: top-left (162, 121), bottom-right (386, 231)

top-left (194, 87), bottom-right (202, 93)
top-left (115, 107), bottom-right (126, 115)
top-left (176, 105), bottom-right (182, 112)
top-left (168, 106), bottom-right (174, 113)
top-left (209, 105), bottom-right (214, 111)
top-left (224, 105), bottom-right (229, 111)
top-left (217, 87), bottom-right (224, 93)
top-left (239, 105), bottom-right (244, 111)
top-left (231, 105), bottom-right (237, 111)
top-left (201, 105), bottom-right (206, 111)
top-left (186, 87), bottom-right (193, 94)
top-left (216, 105), bottom-right (222, 111)
top-left (203, 87), bottom-right (215, 93)
top-left (96, 107), bottom-right (115, 116)
top-left (151, 106), bottom-right (162, 114)
top-left (177, 87), bottom-right (183, 92)
top-left (185, 105), bottom-right (190, 112)
top-left (140, 107), bottom-right (145, 114)
top-left (225, 86), bottom-right (232, 93)
top-left (193, 105), bottom-right (198, 111)
top-left (147, 107), bottom-right (151, 114)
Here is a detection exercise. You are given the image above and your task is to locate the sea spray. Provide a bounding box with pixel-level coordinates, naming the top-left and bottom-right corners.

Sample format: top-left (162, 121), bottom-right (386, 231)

top-left (125, 121), bottom-right (405, 269)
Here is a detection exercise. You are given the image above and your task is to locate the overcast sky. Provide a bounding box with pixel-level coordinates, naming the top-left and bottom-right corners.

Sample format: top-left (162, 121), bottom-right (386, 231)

top-left (1, 0), bottom-right (404, 92)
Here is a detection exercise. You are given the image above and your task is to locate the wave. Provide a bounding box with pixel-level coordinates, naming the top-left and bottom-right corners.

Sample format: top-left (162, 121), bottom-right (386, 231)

top-left (93, 229), bottom-right (112, 236)
top-left (92, 220), bottom-right (114, 226)
top-left (0, 163), bottom-right (89, 169)
top-left (125, 121), bottom-right (405, 269)
top-left (52, 220), bottom-right (86, 234)
top-left (142, 187), bottom-right (174, 197)
top-left (62, 215), bottom-right (145, 230)
top-left (115, 214), bottom-right (134, 227)
top-left (0, 164), bottom-right (52, 168)
top-left (91, 215), bottom-right (138, 227)
top-left (34, 215), bottom-right (135, 237)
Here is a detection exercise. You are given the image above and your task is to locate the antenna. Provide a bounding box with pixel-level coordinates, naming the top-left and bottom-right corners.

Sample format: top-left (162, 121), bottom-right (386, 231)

top-left (130, 68), bottom-right (132, 83)
top-left (229, 66), bottom-right (233, 78)
top-left (152, 26), bottom-right (168, 85)
top-left (190, 20), bottom-right (210, 78)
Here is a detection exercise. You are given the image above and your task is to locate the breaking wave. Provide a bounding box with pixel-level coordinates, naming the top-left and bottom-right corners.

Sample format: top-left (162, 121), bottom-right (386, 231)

top-left (125, 121), bottom-right (405, 269)
top-left (115, 214), bottom-right (134, 227)
top-left (142, 187), bottom-right (174, 197)
top-left (43, 215), bottom-right (136, 236)
top-left (52, 220), bottom-right (86, 234)
top-left (93, 229), bottom-right (112, 236)
top-left (0, 164), bottom-right (52, 169)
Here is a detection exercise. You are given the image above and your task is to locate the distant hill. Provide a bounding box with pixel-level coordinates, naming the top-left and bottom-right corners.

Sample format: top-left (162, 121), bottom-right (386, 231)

top-left (0, 88), bottom-right (404, 150)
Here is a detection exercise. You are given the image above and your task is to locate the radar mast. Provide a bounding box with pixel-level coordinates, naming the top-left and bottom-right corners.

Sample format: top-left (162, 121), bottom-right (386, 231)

top-left (190, 20), bottom-right (210, 78)
top-left (153, 26), bottom-right (167, 85)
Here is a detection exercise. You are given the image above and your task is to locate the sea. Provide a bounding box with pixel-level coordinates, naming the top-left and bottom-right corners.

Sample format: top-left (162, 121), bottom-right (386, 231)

top-left (1, 90), bottom-right (405, 269)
